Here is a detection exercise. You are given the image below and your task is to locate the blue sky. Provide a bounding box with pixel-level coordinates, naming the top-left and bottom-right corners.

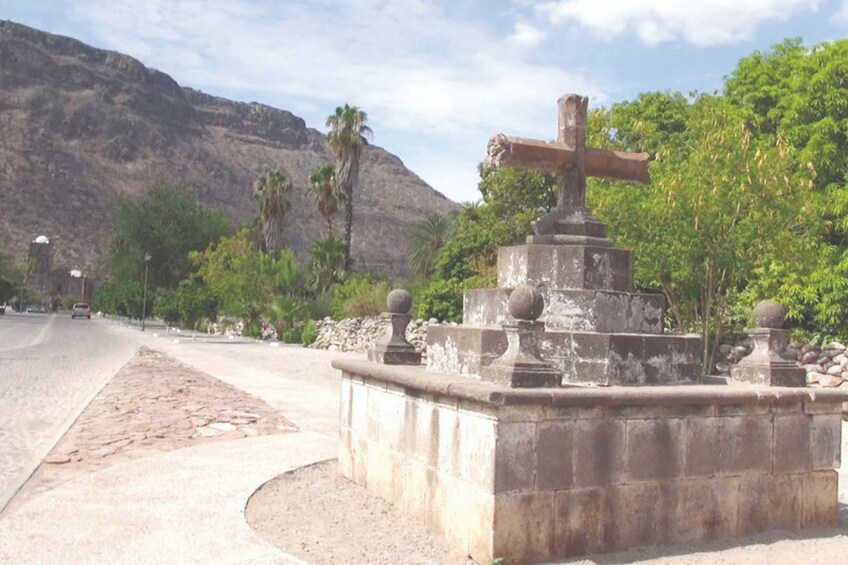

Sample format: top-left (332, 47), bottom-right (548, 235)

top-left (2, 1), bottom-right (846, 203)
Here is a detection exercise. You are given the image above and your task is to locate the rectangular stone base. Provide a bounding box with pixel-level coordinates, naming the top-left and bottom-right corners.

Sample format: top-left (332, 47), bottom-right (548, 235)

top-left (334, 359), bottom-right (846, 564)
top-left (427, 325), bottom-right (702, 386)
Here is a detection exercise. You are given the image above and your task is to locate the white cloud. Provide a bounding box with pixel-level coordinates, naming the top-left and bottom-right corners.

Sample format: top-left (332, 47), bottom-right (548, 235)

top-left (49, 0), bottom-right (609, 200)
top-left (536, 0), bottom-right (823, 46)
top-left (832, 0), bottom-right (848, 23)
top-left (508, 21), bottom-right (547, 46)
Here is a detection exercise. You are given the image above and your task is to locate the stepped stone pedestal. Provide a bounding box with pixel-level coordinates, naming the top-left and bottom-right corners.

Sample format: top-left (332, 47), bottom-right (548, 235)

top-left (427, 241), bottom-right (701, 386)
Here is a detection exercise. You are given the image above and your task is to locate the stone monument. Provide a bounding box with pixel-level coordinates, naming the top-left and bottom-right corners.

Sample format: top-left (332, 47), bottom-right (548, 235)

top-left (427, 93), bottom-right (701, 385)
top-left (333, 94), bottom-right (847, 564)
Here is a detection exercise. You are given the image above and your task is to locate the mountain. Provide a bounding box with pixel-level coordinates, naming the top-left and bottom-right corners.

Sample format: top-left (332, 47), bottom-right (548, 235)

top-left (0, 20), bottom-right (458, 277)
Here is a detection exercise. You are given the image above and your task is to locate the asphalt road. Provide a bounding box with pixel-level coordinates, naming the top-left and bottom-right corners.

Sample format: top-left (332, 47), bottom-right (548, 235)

top-left (0, 312), bottom-right (140, 511)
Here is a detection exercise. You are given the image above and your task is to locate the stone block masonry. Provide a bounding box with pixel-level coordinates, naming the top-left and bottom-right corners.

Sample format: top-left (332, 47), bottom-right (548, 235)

top-left (334, 359), bottom-right (846, 564)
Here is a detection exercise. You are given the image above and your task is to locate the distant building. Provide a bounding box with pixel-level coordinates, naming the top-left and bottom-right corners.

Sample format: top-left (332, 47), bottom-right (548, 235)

top-left (28, 235), bottom-right (52, 297)
top-left (50, 266), bottom-right (94, 303)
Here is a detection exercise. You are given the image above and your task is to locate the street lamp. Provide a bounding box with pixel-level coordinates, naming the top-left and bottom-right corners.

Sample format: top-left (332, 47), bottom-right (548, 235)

top-left (141, 251), bottom-right (151, 331)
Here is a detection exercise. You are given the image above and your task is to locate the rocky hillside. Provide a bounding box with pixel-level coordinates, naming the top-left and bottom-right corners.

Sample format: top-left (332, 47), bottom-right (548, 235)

top-left (0, 20), bottom-right (457, 275)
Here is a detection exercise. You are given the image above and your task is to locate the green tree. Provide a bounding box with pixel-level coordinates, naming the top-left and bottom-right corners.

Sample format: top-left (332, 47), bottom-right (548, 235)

top-left (108, 185), bottom-right (231, 291)
top-left (154, 288), bottom-right (181, 328)
top-left (308, 162), bottom-right (342, 237)
top-left (191, 229), bottom-right (271, 327)
top-left (0, 251), bottom-right (21, 304)
top-left (722, 38), bottom-right (848, 338)
top-left (308, 236), bottom-right (346, 294)
top-left (176, 279), bottom-right (219, 339)
top-left (253, 169), bottom-right (292, 254)
top-left (326, 104), bottom-right (372, 270)
top-left (408, 212), bottom-right (459, 278)
top-left (589, 94), bottom-right (811, 367)
top-left (435, 167), bottom-right (556, 283)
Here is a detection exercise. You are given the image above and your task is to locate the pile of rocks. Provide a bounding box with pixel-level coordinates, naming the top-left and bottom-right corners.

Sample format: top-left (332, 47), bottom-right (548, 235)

top-left (798, 342), bottom-right (848, 388)
top-left (310, 316), bottom-right (436, 356)
top-left (714, 334), bottom-right (754, 374)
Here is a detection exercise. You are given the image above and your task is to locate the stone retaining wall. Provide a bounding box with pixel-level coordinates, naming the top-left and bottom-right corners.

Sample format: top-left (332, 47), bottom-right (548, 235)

top-left (334, 359), bottom-right (846, 564)
top-left (310, 316), bottom-right (435, 356)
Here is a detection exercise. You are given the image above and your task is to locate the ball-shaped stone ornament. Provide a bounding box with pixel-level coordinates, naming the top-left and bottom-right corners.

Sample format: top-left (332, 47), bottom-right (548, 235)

top-left (508, 284), bottom-right (544, 321)
top-left (386, 289), bottom-right (413, 314)
top-left (753, 299), bottom-right (786, 329)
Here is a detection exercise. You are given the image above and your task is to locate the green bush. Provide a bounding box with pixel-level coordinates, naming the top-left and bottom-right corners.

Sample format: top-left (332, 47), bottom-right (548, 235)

top-left (282, 327), bottom-right (301, 343)
top-left (300, 319), bottom-right (318, 346)
top-left (154, 288), bottom-right (181, 326)
top-left (61, 295), bottom-right (78, 310)
top-left (243, 321), bottom-right (263, 339)
top-left (332, 273), bottom-right (390, 319)
top-left (416, 279), bottom-right (463, 322)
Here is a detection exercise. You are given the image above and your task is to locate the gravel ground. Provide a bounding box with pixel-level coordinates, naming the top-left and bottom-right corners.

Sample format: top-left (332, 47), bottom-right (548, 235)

top-left (246, 460), bottom-right (474, 565)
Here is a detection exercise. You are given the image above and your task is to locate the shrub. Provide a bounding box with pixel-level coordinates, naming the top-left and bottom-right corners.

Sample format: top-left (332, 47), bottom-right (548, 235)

top-left (243, 321), bottom-right (263, 339)
top-left (416, 279), bottom-right (463, 322)
top-left (282, 327), bottom-right (302, 344)
top-left (300, 319), bottom-right (318, 346)
top-left (332, 273), bottom-right (390, 319)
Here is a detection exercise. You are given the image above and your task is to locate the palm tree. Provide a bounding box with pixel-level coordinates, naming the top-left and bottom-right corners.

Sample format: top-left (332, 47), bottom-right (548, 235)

top-left (308, 162), bottom-right (342, 237)
top-left (408, 212), bottom-right (459, 278)
top-left (253, 169), bottom-right (292, 254)
top-left (326, 104), bottom-right (372, 270)
top-left (308, 236), bottom-right (346, 293)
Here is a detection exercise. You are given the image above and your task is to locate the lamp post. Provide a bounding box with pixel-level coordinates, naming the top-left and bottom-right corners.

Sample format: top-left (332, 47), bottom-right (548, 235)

top-left (141, 251), bottom-right (151, 331)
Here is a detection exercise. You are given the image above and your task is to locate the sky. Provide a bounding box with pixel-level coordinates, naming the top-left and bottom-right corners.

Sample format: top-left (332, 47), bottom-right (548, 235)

top-left (2, 1), bottom-right (847, 203)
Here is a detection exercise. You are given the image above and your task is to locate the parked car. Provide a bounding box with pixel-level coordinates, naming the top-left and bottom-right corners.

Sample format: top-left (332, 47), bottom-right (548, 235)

top-left (71, 303), bottom-right (91, 319)
top-left (26, 303), bottom-right (47, 313)
top-left (0, 302), bottom-right (6, 314)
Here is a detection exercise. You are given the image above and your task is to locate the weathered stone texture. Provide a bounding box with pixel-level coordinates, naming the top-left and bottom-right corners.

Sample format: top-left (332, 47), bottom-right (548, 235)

top-left (338, 371), bottom-right (846, 564)
top-left (497, 244), bottom-right (632, 291)
top-left (428, 325), bottom-right (701, 386)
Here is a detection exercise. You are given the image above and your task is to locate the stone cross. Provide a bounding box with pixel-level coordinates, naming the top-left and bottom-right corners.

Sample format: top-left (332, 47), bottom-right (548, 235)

top-left (485, 94), bottom-right (650, 244)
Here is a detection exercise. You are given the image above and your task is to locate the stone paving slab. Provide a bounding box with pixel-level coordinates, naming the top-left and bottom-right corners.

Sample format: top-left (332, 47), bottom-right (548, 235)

top-left (8, 347), bottom-right (296, 509)
top-left (0, 345), bottom-right (334, 564)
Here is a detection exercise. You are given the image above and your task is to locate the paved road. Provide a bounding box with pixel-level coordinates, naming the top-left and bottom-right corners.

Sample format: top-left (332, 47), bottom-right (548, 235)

top-left (0, 312), bottom-right (140, 511)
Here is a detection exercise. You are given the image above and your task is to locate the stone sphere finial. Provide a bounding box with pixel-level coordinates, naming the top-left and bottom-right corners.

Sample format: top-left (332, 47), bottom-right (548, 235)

top-left (753, 300), bottom-right (786, 329)
top-left (508, 284), bottom-right (544, 321)
top-left (386, 289), bottom-right (412, 314)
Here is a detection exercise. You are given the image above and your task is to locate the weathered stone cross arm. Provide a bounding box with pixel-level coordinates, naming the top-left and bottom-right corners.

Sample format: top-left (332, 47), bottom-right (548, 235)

top-left (485, 133), bottom-right (650, 184)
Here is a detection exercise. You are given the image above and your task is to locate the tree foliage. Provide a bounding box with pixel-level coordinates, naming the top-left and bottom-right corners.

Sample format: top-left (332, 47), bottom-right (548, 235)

top-left (176, 278), bottom-right (219, 335)
top-left (107, 185), bottom-right (231, 292)
top-left (722, 38), bottom-right (848, 338)
top-left (0, 251), bottom-right (20, 303)
top-left (408, 212), bottom-right (459, 278)
top-left (308, 162), bottom-right (342, 237)
top-left (253, 169), bottom-right (292, 254)
top-left (416, 167), bottom-right (556, 321)
top-left (590, 94), bottom-right (810, 366)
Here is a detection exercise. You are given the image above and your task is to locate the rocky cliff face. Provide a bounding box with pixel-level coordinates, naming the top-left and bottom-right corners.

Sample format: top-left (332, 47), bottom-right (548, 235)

top-left (0, 20), bottom-right (457, 275)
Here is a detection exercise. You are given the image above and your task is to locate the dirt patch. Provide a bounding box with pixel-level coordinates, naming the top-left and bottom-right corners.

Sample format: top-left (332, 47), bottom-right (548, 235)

top-left (245, 460), bottom-right (474, 565)
top-left (10, 347), bottom-right (295, 508)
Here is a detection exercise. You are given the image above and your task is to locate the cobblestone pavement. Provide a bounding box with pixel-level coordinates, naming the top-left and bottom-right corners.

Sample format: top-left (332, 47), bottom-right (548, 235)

top-left (9, 347), bottom-right (295, 510)
top-left (0, 314), bottom-right (141, 510)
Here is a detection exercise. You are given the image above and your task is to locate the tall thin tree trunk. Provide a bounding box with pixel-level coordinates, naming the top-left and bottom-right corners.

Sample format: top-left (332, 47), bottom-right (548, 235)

top-left (344, 186), bottom-right (353, 270)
